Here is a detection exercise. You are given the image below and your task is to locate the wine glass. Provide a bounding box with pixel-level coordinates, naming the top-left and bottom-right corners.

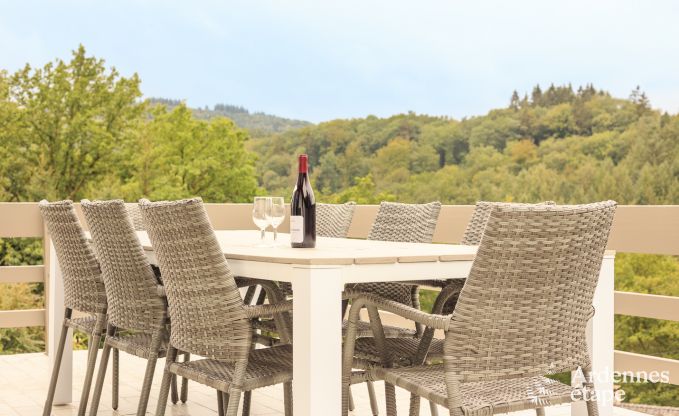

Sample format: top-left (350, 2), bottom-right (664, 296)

top-left (252, 197), bottom-right (270, 246)
top-left (267, 197), bottom-right (285, 245)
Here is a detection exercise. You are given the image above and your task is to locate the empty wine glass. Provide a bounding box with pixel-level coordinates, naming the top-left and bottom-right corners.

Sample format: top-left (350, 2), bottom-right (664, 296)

top-left (252, 197), bottom-right (270, 246)
top-left (267, 197), bottom-right (285, 245)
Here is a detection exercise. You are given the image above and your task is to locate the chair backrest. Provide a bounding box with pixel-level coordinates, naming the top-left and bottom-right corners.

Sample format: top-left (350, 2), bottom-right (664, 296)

top-left (125, 203), bottom-right (146, 231)
top-left (81, 200), bottom-right (165, 332)
top-left (367, 201), bottom-right (441, 243)
top-left (354, 201), bottom-right (441, 306)
top-left (445, 201), bottom-right (616, 382)
top-left (139, 198), bottom-right (252, 361)
top-left (39, 200), bottom-right (106, 314)
top-left (317, 202), bottom-right (356, 238)
top-left (461, 201), bottom-right (556, 245)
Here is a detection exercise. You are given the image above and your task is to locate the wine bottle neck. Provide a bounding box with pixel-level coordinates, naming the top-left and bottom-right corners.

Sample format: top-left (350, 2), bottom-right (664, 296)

top-left (296, 172), bottom-right (307, 187)
top-left (298, 154), bottom-right (308, 173)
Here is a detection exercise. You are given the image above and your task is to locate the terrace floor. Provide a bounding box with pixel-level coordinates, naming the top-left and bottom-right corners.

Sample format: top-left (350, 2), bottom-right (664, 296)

top-left (0, 350), bottom-right (649, 416)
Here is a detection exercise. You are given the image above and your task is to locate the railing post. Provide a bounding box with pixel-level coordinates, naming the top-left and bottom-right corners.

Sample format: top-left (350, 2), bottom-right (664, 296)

top-left (47, 241), bottom-right (72, 404)
top-left (43, 224), bottom-right (50, 354)
top-left (573, 253), bottom-right (615, 416)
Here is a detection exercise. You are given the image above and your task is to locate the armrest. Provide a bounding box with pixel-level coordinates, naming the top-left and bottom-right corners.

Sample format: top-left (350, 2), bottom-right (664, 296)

top-left (235, 277), bottom-right (286, 303)
top-left (347, 293), bottom-right (452, 331)
top-left (244, 300), bottom-right (293, 319)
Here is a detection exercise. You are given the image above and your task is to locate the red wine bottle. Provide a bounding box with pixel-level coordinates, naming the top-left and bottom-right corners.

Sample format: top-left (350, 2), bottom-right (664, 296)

top-left (290, 154), bottom-right (316, 248)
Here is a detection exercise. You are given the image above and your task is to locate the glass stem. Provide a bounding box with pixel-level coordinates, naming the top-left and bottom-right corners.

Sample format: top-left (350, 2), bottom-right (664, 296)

top-left (260, 228), bottom-right (265, 240)
top-left (273, 227), bottom-right (278, 241)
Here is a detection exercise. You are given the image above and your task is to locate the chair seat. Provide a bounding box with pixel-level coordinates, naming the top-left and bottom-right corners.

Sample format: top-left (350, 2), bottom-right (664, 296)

top-left (169, 344), bottom-right (293, 392)
top-left (354, 337), bottom-right (443, 367)
top-left (106, 332), bottom-right (168, 359)
top-left (374, 364), bottom-right (578, 414)
top-left (66, 315), bottom-right (99, 334)
top-left (254, 318), bottom-right (416, 339)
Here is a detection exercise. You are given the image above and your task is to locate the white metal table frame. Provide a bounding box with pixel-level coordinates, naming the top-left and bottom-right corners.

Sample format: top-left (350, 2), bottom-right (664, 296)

top-left (48, 231), bottom-right (615, 416)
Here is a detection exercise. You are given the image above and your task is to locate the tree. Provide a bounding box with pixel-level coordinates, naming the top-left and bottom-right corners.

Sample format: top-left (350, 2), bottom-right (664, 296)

top-left (127, 104), bottom-right (259, 202)
top-left (4, 45), bottom-right (143, 201)
top-left (509, 90), bottom-right (521, 110)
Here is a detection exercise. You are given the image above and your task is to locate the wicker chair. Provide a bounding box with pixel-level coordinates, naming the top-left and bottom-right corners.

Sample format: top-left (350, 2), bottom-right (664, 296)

top-left (81, 199), bottom-right (188, 415)
top-left (139, 198), bottom-right (294, 416)
top-left (342, 201), bottom-right (617, 416)
top-left (339, 201), bottom-right (441, 416)
top-left (39, 200), bottom-right (108, 416)
top-left (461, 200), bottom-right (556, 245)
top-left (347, 200), bottom-right (443, 336)
top-left (318, 201), bottom-right (357, 238)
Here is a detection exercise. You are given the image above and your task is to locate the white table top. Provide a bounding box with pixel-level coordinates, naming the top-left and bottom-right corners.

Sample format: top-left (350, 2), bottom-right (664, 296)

top-left (138, 229), bottom-right (478, 266)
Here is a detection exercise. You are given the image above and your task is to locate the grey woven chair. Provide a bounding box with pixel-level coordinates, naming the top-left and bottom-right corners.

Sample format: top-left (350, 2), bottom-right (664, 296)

top-left (139, 198), bottom-right (294, 416)
top-left (351, 201), bottom-right (559, 416)
top-left (318, 201), bottom-right (357, 238)
top-left (461, 200), bottom-right (556, 245)
top-left (340, 201), bottom-right (441, 416)
top-left (39, 200), bottom-right (108, 416)
top-left (82, 199), bottom-right (188, 416)
top-left (124, 203), bottom-right (146, 231)
top-left (343, 201), bottom-right (617, 416)
top-left (348, 201), bottom-right (442, 332)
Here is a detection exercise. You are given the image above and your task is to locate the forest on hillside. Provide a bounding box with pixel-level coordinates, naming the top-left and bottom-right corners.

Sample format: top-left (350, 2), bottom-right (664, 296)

top-left (252, 84), bottom-right (679, 206)
top-left (148, 98), bottom-right (310, 135)
top-left (1, 46), bottom-right (678, 405)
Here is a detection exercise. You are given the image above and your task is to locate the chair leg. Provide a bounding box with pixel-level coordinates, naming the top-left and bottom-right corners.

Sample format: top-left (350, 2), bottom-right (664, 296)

top-left (367, 381), bottom-right (379, 415)
top-left (348, 388), bottom-right (355, 411)
top-left (180, 353), bottom-right (190, 403)
top-left (284, 382), bottom-right (293, 416)
top-left (242, 391), bottom-right (251, 416)
top-left (171, 374), bottom-right (179, 404)
top-left (536, 408), bottom-right (546, 416)
top-left (217, 390), bottom-right (225, 416)
top-left (225, 390), bottom-right (242, 416)
top-left (408, 393), bottom-right (420, 416)
top-left (42, 310), bottom-right (71, 416)
top-left (243, 286), bottom-right (257, 305)
top-left (153, 346), bottom-right (178, 416)
top-left (112, 348), bottom-right (119, 410)
top-left (385, 382), bottom-right (397, 416)
top-left (222, 392), bottom-right (230, 415)
top-left (136, 330), bottom-right (164, 416)
top-left (429, 401), bottom-right (439, 416)
top-left (78, 328), bottom-right (103, 416)
top-left (88, 325), bottom-right (114, 416)
top-left (583, 368), bottom-right (599, 416)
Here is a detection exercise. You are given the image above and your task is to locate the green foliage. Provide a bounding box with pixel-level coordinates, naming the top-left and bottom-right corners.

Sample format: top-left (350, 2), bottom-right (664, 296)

top-left (253, 85), bottom-right (679, 207)
top-left (0, 46), bottom-right (260, 203)
top-left (0, 46), bottom-right (260, 355)
top-left (0, 238), bottom-right (44, 354)
top-left (148, 98), bottom-right (311, 136)
top-left (117, 104), bottom-right (259, 202)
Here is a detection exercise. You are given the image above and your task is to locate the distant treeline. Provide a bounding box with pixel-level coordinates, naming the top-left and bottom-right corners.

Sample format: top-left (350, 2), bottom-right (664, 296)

top-left (148, 98), bottom-right (311, 135)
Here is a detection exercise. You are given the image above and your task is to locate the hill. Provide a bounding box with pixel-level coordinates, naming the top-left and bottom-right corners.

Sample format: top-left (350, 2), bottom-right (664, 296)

top-left (148, 98), bottom-right (311, 135)
top-left (251, 84), bottom-right (679, 207)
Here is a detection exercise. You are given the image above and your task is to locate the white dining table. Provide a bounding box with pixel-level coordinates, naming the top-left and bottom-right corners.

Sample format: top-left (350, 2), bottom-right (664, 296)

top-left (48, 230), bottom-right (615, 416)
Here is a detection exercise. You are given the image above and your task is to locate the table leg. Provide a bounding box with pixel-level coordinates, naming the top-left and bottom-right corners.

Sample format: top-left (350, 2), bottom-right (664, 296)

top-left (291, 266), bottom-right (343, 416)
top-left (48, 243), bottom-right (72, 404)
top-left (572, 255), bottom-right (615, 416)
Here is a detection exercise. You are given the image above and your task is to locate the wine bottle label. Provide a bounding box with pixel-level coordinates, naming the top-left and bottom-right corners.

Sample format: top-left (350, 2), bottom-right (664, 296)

top-left (290, 215), bottom-right (304, 243)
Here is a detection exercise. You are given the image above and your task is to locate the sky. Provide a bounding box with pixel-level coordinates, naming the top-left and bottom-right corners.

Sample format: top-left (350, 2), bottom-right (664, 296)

top-left (1, 0), bottom-right (678, 123)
